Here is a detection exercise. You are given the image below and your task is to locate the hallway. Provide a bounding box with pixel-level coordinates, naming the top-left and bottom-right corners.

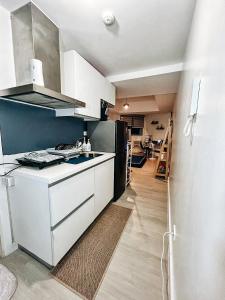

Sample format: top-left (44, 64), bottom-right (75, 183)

top-left (0, 161), bottom-right (168, 300)
top-left (99, 160), bottom-right (168, 300)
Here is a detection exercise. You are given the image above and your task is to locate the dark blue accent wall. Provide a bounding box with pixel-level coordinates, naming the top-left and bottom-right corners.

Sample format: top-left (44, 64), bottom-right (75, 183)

top-left (0, 100), bottom-right (84, 155)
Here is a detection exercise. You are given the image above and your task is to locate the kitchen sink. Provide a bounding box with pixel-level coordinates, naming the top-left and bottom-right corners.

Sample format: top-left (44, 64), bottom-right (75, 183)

top-left (65, 152), bottom-right (103, 165)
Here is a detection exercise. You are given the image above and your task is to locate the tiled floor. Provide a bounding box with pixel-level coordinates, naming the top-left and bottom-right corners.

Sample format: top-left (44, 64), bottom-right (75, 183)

top-left (0, 160), bottom-right (167, 300)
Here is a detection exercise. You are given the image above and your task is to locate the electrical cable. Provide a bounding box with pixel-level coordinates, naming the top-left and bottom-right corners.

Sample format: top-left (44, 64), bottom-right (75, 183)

top-left (161, 231), bottom-right (173, 300)
top-left (0, 165), bottom-right (22, 177)
top-left (0, 163), bottom-right (20, 166)
top-left (183, 115), bottom-right (194, 137)
top-left (165, 242), bottom-right (170, 297)
top-left (190, 115), bottom-right (196, 145)
top-left (183, 114), bottom-right (197, 145)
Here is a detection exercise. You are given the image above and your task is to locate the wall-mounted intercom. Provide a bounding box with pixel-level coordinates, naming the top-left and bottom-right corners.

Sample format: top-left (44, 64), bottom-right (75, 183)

top-left (183, 77), bottom-right (202, 140)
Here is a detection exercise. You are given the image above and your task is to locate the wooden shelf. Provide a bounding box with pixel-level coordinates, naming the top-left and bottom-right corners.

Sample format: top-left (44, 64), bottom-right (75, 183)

top-left (154, 119), bottom-right (172, 181)
top-left (156, 173), bottom-right (166, 177)
top-left (126, 141), bottom-right (132, 185)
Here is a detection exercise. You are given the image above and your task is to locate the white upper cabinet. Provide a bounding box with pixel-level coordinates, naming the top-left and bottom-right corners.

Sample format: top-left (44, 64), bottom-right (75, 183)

top-left (103, 78), bottom-right (116, 105)
top-left (56, 50), bottom-right (115, 120)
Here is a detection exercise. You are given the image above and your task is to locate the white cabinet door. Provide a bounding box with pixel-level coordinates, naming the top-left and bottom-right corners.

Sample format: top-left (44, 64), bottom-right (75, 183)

top-left (74, 51), bottom-right (101, 119)
top-left (57, 50), bottom-right (116, 119)
top-left (94, 158), bottom-right (114, 217)
top-left (59, 50), bottom-right (101, 119)
top-left (103, 78), bottom-right (116, 105)
top-left (9, 177), bottom-right (53, 265)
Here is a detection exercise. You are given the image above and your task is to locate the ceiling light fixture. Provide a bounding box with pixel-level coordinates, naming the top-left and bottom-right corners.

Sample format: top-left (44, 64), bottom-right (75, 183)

top-left (102, 11), bottom-right (115, 26)
top-left (123, 98), bottom-right (129, 110)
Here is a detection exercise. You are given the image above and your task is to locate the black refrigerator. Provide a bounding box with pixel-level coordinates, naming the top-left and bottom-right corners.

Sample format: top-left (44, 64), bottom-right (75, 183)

top-left (88, 120), bottom-right (128, 201)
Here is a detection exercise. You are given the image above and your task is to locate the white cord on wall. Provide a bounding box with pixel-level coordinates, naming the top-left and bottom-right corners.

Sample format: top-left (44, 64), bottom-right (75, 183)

top-left (183, 77), bottom-right (202, 144)
top-left (183, 115), bottom-right (195, 137)
top-left (161, 231), bottom-right (173, 300)
top-left (183, 114), bottom-right (196, 145)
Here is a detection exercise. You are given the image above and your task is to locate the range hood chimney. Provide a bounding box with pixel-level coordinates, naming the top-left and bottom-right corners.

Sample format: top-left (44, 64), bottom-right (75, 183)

top-left (12, 2), bottom-right (61, 92)
top-left (0, 2), bottom-right (85, 109)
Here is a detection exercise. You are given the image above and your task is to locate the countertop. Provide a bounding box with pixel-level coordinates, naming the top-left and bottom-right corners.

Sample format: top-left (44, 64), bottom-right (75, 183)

top-left (13, 152), bottom-right (115, 185)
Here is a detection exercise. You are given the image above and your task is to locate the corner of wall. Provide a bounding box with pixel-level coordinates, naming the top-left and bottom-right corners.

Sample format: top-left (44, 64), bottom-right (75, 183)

top-left (167, 178), bottom-right (176, 300)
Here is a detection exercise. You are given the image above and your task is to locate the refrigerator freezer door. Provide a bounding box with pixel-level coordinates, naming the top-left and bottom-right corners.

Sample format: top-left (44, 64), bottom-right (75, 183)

top-left (114, 121), bottom-right (128, 200)
top-left (88, 121), bottom-right (116, 152)
top-left (115, 120), bottom-right (128, 154)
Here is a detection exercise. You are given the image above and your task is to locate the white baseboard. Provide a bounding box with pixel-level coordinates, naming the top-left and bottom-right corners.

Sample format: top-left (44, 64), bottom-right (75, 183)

top-left (167, 178), bottom-right (176, 300)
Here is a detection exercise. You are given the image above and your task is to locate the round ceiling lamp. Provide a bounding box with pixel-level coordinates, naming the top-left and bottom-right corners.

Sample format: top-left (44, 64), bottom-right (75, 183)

top-left (123, 98), bottom-right (129, 110)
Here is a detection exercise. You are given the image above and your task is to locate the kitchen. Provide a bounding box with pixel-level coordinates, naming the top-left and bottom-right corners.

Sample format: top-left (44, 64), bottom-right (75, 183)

top-left (0, 1), bottom-right (133, 299)
top-left (1, 1), bottom-right (217, 300)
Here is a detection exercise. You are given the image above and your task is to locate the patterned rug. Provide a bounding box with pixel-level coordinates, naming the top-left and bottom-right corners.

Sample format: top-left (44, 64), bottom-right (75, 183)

top-left (51, 203), bottom-right (132, 300)
top-left (131, 155), bottom-right (147, 168)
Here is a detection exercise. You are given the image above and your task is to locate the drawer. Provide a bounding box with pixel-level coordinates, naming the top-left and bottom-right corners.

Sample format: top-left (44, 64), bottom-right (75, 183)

top-left (49, 168), bottom-right (94, 226)
top-left (52, 196), bottom-right (94, 265)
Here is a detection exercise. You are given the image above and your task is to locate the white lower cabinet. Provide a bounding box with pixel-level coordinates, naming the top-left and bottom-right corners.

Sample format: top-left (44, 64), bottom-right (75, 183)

top-left (52, 196), bottom-right (95, 265)
top-left (9, 158), bottom-right (114, 266)
top-left (94, 159), bottom-right (114, 217)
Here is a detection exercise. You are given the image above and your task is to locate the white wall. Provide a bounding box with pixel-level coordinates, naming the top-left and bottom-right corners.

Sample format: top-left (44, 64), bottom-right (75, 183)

top-left (144, 113), bottom-right (170, 140)
top-left (0, 6), bottom-right (16, 256)
top-left (0, 7), bottom-right (15, 89)
top-left (170, 0), bottom-right (225, 299)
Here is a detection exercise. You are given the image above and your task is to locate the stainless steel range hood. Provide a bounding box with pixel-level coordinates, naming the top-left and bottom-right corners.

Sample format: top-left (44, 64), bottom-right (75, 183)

top-left (0, 84), bottom-right (85, 109)
top-left (0, 2), bottom-right (85, 110)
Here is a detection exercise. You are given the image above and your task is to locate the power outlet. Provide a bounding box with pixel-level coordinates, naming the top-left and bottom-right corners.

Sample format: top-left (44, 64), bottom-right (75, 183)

top-left (173, 224), bottom-right (176, 241)
top-left (2, 176), bottom-right (15, 187)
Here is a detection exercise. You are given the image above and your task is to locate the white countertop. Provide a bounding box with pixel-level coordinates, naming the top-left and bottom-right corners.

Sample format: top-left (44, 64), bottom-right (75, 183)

top-left (13, 152), bottom-right (115, 185)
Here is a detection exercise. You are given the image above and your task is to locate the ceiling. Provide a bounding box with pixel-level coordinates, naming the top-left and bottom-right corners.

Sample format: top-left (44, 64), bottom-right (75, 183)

top-left (115, 72), bottom-right (181, 98)
top-left (111, 93), bottom-right (176, 115)
top-left (0, 0), bottom-right (196, 77)
top-left (0, 0), bottom-right (196, 113)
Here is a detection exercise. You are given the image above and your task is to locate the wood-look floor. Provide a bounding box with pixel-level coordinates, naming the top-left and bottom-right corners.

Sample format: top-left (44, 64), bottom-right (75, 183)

top-left (0, 160), bottom-right (167, 300)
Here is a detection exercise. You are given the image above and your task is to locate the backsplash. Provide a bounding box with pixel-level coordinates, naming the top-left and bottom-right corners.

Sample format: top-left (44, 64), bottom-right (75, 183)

top-left (0, 99), bottom-right (84, 155)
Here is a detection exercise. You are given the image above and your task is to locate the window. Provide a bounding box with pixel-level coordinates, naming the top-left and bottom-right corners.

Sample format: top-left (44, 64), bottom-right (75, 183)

top-left (131, 128), bottom-right (143, 136)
